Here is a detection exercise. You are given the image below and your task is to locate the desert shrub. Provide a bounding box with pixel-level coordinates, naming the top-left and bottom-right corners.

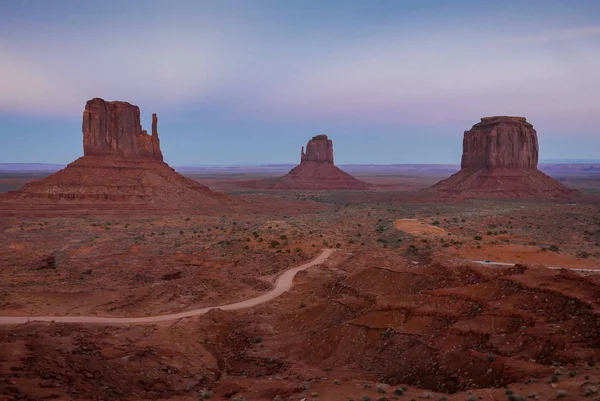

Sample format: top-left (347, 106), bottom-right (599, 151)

top-left (549, 245), bottom-right (560, 252)
top-left (527, 393), bottom-right (537, 399)
top-left (557, 391), bottom-right (567, 398)
top-left (394, 388), bottom-right (404, 395)
top-left (270, 240), bottom-right (280, 248)
top-left (578, 251), bottom-right (590, 258)
top-left (474, 235), bottom-right (482, 241)
top-left (280, 234), bottom-right (287, 240)
top-left (380, 328), bottom-right (394, 339)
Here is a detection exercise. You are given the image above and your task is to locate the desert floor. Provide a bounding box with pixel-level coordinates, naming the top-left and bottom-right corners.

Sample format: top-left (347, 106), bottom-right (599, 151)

top-left (1, 171), bottom-right (600, 400)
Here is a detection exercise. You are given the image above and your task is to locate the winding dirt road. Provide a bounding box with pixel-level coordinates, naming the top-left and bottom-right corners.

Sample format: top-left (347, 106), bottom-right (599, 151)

top-left (472, 260), bottom-right (600, 272)
top-left (0, 249), bottom-right (334, 326)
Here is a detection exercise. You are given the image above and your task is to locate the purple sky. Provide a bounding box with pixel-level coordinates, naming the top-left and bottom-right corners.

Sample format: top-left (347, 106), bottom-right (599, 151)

top-left (1, 0), bottom-right (599, 164)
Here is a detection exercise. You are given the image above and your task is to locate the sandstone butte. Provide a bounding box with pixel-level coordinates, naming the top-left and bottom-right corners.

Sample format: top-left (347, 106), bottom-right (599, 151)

top-left (1, 98), bottom-right (232, 213)
top-left (430, 116), bottom-right (576, 199)
top-left (241, 134), bottom-right (369, 190)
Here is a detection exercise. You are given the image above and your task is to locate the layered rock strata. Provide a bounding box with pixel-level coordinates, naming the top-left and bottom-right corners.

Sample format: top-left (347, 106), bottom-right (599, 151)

top-left (431, 116), bottom-right (575, 199)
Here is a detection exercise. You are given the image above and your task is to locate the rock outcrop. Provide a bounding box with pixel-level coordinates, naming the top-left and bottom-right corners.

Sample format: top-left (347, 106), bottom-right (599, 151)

top-left (461, 116), bottom-right (538, 169)
top-left (239, 134), bottom-right (368, 190)
top-left (430, 116), bottom-right (575, 199)
top-left (1, 98), bottom-right (233, 213)
top-left (83, 98), bottom-right (163, 160)
top-left (301, 135), bottom-right (334, 163)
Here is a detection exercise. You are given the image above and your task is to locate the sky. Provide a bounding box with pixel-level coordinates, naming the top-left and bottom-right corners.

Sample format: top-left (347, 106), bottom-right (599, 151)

top-left (1, 0), bottom-right (599, 165)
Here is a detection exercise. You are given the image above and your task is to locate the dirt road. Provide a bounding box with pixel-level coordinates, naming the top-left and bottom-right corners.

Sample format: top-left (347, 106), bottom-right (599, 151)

top-left (0, 249), bottom-right (334, 325)
top-left (473, 260), bottom-right (600, 272)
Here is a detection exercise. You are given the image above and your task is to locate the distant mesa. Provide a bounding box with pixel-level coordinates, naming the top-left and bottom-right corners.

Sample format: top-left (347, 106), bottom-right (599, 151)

top-left (430, 116), bottom-right (576, 198)
top-left (240, 134), bottom-right (368, 190)
top-left (1, 98), bottom-right (232, 213)
top-left (301, 134), bottom-right (334, 163)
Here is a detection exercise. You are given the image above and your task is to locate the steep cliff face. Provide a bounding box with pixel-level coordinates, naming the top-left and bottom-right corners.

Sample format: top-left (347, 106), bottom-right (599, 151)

top-left (461, 116), bottom-right (538, 169)
top-left (429, 116), bottom-right (575, 199)
top-left (82, 98), bottom-right (163, 160)
top-left (300, 134), bottom-right (334, 164)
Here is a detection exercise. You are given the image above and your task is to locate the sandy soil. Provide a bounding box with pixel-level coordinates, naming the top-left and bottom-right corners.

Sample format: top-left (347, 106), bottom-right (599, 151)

top-left (395, 218), bottom-right (448, 236)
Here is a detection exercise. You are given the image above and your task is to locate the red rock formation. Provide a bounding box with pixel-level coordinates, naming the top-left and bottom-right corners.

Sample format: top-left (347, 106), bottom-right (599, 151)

top-left (301, 134), bottom-right (334, 164)
top-left (1, 98), bottom-right (234, 213)
top-left (240, 134), bottom-right (368, 190)
top-left (82, 98), bottom-right (162, 160)
top-left (461, 116), bottom-right (538, 169)
top-left (430, 116), bottom-right (575, 199)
